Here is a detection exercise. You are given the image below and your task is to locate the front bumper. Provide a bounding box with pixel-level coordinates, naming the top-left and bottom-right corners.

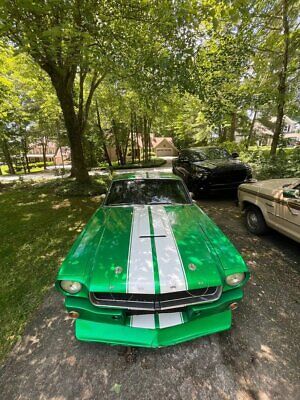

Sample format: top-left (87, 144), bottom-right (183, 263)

top-left (64, 288), bottom-right (243, 348)
top-left (194, 179), bottom-right (252, 192)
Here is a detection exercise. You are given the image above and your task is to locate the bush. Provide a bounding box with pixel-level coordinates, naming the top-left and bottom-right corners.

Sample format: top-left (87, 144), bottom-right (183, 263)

top-left (219, 141), bottom-right (248, 155)
top-left (112, 158), bottom-right (166, 170)
top-left (239, 147), bottom-right (300, 180)
top-left (33, 175), bottom-right (111, 197)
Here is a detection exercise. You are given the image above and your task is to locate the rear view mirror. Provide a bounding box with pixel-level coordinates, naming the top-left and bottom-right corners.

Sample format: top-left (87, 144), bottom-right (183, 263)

top-left (189, 192), bottom-right (194, 199)
top-left (231, 152), bottom-right (239, 159)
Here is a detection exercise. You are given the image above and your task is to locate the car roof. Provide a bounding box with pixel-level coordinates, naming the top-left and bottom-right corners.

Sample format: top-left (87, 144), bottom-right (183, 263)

top-left (112, 172), bottom-right (181, 181)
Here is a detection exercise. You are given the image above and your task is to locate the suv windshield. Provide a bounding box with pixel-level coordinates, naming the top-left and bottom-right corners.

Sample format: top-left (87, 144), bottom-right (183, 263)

top-left (190, 148), bottom-right (230, 161)
top-left (105, 179), bottom-right (191, 206)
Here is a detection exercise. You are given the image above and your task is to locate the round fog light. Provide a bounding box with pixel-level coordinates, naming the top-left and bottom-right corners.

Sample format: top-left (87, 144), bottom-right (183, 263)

top-left (229, 302), bottom-right (238, 311)
top-left (68, 311), bottom-right (79, 319)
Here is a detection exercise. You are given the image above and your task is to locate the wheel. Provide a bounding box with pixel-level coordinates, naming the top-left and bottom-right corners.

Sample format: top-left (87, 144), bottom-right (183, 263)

top-left (245, 206), bottom-right (268, 235)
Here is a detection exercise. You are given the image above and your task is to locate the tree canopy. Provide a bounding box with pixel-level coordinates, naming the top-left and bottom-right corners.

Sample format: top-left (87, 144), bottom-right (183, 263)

top-left (0, 0), bottom-right (299, 179)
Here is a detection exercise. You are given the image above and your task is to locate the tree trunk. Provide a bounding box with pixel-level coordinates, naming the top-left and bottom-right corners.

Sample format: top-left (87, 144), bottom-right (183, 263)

top-left (130, 111), bottom-right (135, 164)
top-left (229, 112), bottom-right (237, 142)
top-left (1, 139), bottom-right (15, 174)
top-left (60, 146), bottom-right (65, 170)
top-left (246, 110), bottom-right (257, 149)
top-left (21, 137), bottom-right (30, 173)
top-left (51, 75), bottom-right (90, 183)
top-left (219, 125), bottom-right (227, 142)
top-left (95, 101), bottom-right (112, 167)
top-left (41, 139), bottom-right (48, 170)
top-left (270, 0), bottom-right (289, 157)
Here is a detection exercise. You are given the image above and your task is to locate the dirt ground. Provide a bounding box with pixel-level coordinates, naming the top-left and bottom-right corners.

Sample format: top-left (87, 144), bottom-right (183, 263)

top-left (0, 195), bottom-right (299, 400)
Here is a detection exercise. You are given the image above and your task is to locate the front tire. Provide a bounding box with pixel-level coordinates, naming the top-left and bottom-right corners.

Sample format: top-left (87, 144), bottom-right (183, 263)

top-left (245, 206), bottom-right (268, 235)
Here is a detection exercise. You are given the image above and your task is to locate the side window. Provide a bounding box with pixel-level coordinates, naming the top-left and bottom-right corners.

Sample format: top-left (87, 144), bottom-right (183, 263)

top-left (179, 152), bottom-right (189, 162)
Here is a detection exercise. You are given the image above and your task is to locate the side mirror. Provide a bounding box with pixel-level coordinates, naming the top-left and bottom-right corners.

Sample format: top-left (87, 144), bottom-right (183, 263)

top-left (100, 193), bottom-right (106, 202)
top-left (283, 189), bottom-right (300, 199)
top-left (231, 152), bottom-right (239, 159)
top-left (189, 192), bottom-right (196, 202)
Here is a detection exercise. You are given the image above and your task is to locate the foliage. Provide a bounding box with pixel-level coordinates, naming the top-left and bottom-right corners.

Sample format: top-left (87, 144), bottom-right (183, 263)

top-left (109, 158), bottom-right (166, 170)
top-left (0, 182), bottom-right (99, 362)
top-left (239, 147), bottom-right (300, 180)
top-left (214, 142), bottom-right (300, 179)
top-left (49, 175), bottom-right (110, 197)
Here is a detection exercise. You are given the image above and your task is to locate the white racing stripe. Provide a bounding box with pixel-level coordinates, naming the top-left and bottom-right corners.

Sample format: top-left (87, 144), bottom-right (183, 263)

top-left (131, 314), bottom-right (155, 329)
top-left (130, 313), bottom-right (183, 329)
top-left (127, 206), bottom-right (155, 294)
top-left (158, 312), bottom-right (183, 329)
top-left (151, 206), bottom-right (187, 293)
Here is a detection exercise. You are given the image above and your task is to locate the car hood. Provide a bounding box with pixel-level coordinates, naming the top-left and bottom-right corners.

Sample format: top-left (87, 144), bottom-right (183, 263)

top-left (240, 178), bottom-right (300, 195)
top-left (192, 159), bottom-right (248, 171)
top-left (57, 205), bottom-right (248, 294)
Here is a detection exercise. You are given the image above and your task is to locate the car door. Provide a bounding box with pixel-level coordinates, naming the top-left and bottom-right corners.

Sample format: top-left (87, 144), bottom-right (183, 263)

top-left (276, 184), bottom-right (300, 241)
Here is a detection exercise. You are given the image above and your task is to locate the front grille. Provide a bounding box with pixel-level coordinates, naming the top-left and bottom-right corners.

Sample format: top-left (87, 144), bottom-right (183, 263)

top-left (210, 169), bottom-right (248, 184)
top-left (90, 286), bottom-right (222, 310)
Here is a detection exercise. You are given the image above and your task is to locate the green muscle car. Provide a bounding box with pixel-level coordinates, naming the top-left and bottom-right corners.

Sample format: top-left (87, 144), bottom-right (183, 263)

top-left (56, 173), bottom-right (249, 348)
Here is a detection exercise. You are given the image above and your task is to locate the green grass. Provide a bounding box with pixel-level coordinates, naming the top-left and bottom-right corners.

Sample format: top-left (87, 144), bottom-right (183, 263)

top-left (0, 162), bottom-right (54, 175)
top-left (0, 181), bottom-right (100, 362)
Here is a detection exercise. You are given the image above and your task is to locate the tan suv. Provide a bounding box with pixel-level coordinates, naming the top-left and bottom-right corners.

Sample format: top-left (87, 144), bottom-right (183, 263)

top-left (238, 178), bottom-right (300, 243)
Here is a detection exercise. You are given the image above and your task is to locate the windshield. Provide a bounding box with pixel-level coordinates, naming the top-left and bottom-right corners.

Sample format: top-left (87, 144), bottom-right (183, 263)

top-left (105, 179), bottom-right (191, 206)
top-left (191, 148), bottom-right (230, 161)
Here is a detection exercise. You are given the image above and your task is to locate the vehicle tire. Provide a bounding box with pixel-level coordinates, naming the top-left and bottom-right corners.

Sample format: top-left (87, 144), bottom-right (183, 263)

top-left (245, 206), bottom-right (268, 235)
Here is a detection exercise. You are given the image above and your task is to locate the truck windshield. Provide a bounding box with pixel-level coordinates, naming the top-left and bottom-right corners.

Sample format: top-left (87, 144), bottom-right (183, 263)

top-left (191, 148), bottom-right (230, 161)
top-left (105, 179), bottom-right (191, 206)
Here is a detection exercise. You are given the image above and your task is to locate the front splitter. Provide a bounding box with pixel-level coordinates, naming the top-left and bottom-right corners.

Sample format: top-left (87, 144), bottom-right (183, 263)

top-left (75, 309), bottom-right (232, 348)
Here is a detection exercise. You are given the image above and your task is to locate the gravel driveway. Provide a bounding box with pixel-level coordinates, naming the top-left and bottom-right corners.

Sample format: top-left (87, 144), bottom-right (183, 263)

top-left (0, 195), bottom-right (299, 400)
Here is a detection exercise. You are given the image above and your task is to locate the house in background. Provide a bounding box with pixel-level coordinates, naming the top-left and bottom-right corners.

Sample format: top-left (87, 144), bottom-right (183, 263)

top-left (53, 146), bottom-right (71, 165)
top-left (27, 140), bottom-right (57, 162)
top-left (151, 137), bottom-right (178, 157)
top-left (107, 135), bottom-right (178, 162)
top-left (27, 140), bottom-right (71, 165)
top-left (235, 115), bottom-right (300, 146)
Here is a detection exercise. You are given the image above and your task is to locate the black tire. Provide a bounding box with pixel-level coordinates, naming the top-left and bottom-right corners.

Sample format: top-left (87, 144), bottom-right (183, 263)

top-left (245, 206), bottom-right (268, 235)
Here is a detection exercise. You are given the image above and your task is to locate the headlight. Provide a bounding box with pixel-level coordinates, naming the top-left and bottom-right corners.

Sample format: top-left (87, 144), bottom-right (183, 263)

top-left (194, 166), bottom-right (208, 178)
top-left (60, 280), bottom-right (82, 294)
top-left (225, 273), bottom-right (245, 286)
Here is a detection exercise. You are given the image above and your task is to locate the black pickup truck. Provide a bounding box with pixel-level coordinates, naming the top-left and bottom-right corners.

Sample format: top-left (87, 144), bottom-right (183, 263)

top-left (172, 147), bottom-right (252, 196)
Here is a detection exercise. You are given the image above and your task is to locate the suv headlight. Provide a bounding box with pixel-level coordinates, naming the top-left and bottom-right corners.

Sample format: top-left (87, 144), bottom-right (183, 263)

top-left (194, 166), bottom-right (208, 178)
top-left (225, 273), bottom-right (245, 286)
top-left (60, 280), bottom-right (82, 294)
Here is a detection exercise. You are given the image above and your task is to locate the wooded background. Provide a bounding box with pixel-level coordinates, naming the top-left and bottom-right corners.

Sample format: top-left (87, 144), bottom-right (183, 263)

top-left (0, 0), bottom-right (299, 182)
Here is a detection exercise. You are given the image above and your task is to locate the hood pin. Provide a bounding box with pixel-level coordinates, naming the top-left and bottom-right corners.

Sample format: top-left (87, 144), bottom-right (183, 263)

top-left (115, 266), bottom-right (123, 274)
top-left (188, 263), bottom-right (197, 271)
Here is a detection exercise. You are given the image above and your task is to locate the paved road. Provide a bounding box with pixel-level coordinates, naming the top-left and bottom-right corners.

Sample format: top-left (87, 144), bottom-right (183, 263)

top-left (0, 193), bottom-right (299, 400)
top-left (0, 157), bottom-right (176, 182)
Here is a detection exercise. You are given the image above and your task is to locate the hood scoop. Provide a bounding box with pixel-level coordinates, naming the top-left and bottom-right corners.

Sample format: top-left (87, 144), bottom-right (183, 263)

top-left (139, 234), bottom-right (166, 238)
top-left (136, 206), bottom-right (168, 238)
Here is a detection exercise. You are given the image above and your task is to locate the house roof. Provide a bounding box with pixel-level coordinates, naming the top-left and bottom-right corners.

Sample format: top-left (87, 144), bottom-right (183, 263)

top-left (254, 121), bottom-right (274, 137)
top-left (151, 137), bottom-right (176, 149)
top-left (136, 135), bottom-right (177, 150)
top-left (270, 115), bottom-right (298, 125)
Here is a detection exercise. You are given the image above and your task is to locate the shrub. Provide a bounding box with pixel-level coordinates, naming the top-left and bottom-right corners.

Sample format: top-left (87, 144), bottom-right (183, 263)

top-left (53, 175), bottom-right (110, 197)
top-left (239, 147), bottom-right (300, 180)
